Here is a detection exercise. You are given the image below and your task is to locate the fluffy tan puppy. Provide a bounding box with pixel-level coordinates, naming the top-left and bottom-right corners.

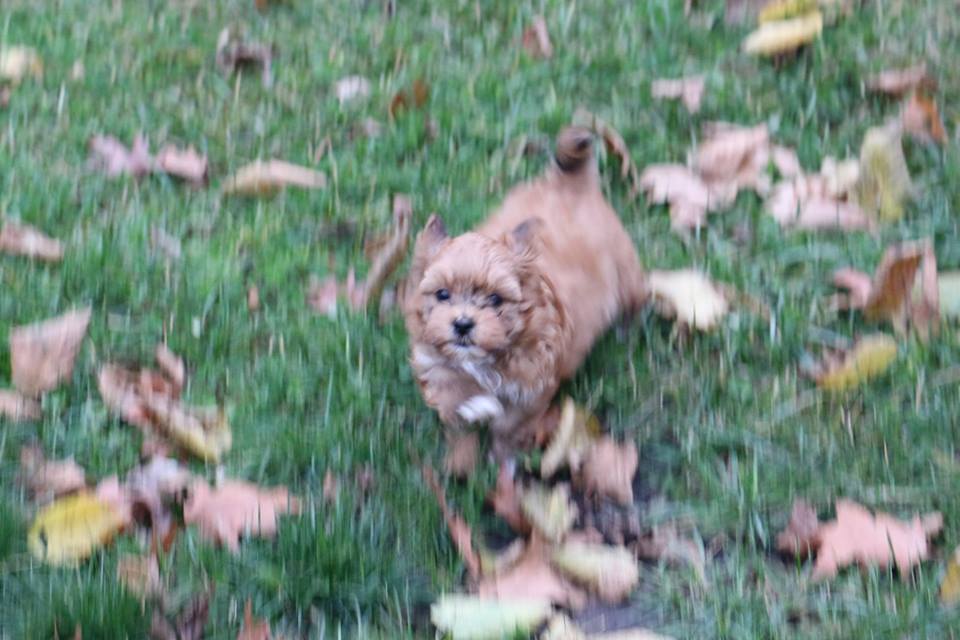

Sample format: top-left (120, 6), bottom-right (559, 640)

top-left (404, 127), bottom-right (646, 456)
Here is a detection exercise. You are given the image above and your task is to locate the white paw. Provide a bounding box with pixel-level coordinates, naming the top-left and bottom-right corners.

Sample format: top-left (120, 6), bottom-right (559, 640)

top-left (457, 395), bottom-right (504, 423)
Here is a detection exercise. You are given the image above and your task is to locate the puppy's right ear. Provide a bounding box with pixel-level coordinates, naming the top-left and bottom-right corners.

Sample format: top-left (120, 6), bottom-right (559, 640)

top-left (405, 214), bottom-right (448, 312)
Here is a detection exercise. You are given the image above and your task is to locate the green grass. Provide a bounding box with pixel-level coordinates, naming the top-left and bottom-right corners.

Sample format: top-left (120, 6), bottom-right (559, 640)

top-left (1, 0), bottom-right (959, 637)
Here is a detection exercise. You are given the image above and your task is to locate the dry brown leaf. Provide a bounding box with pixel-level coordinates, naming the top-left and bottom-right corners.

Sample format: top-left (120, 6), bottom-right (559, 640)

top-left (765, 175), bottom-right (872, 231)
top-left (522, 15), bottom-right (554, 59)
top-left (247, 285), bottom-right (261, 313)
top-left (0, 221), bottom-right (64, 262)
top-left (634, 524), bottom-right (706, 585)
top-left (183, 479), bottom-right (300, 552)
top-left (88, 134), bottom-right (155, 178)
top-left (444, 431), bottom-right (479, 478)
top-left (693, 123), bottom-right (769, 184)
top-left (335, 75), bottom-right (371, 106)
top-left (18, 445), bottom-right (86, 501)
top-left (117, 553), bottom-right (163, 599)
top-left (388, 78), bottom-right (430, 120)
top-left (770, 145), bottom-right (802, 178)
top-left (487, 463), bottom-right (530, 534)
top-left (156, 145), bottom-right (208, 185)
top-left (322, 469), bottom-right (339, 504)
top-left (866, 63), bottom-right (934, 97)
top-left (98, 364), bottom-right (156, 431)
top-left (11, 308), bottom-right (91, 397)
top-left (155, 344), bottom-right (185, 393)
top-left (901, 92), bottom-right (947, 145)
top-left (775, 499), bottom-right (819, 556)
top-left (477, 534), bottom-right (588, 610)
top-left (0, 389), bottom-right (41, 421)
top-left (812, 499), bottom-right (942, 580)
top-left (216, 28), bottom-right (273, 87)
top-left (651, 75), bottom-right (705, 114)
top-left (580, 437), bottom-right (638, 506)
top-left (572, 108), bottom-right (641, 197)
top-left (237, 599), bottom-right (272, 640)
top-left (832, 239), bottom-right (939, 335)
top-left (423, 465), bottom-right (481, 579)
top-left (222, 159), bottom-right (326, 196)
top-left (306, 274), bottom-right (339, 316)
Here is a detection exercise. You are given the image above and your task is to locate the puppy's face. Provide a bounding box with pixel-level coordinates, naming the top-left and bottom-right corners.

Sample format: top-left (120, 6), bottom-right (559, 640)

top-left (407, 219), bottom-right (539, 362)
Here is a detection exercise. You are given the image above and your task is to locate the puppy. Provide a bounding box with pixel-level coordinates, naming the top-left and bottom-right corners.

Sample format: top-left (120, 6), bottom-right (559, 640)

top-left (404, 127), bottom-right (646, 456)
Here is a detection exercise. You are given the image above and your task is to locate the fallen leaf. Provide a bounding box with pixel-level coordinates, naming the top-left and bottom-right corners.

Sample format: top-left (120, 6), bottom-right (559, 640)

top-left (306, 274), bottom-right (339, 316)
top-left (222, 159), bottom-right (326, 196)
top-left (216, 28), bottom-right (273, 87)
top-left (0, 389), bottom-right (41, 421)
top-left (487, 464), bottom-right (530, 534)
top-left (11, 308), bottom-right (91, 397)
top-left (647, 269), bottom-right (729, 330)
top-left (423, 466), bottom-right (481, 579)
top-left (522, 15), bottom-right (554, 59)
top-left (141, 394), bottom-right (232, 463)
top-left (117, 553), bottom-right (163, 599)
top-left (866, 63), bottom-right (934, 97)
top-left (0, 46), bottom-right (43, 84)
top-left (758, 0), bottom-right (819, 23)
top-left (901, 92), bottom-right (947, 145)
top-left (580, 437), bottom-right (638, 506)
top-left (18, 445), bottom-right (86, 501)
top-left (638, 164), bottom-right (714, 232)
top-left (819, 156), bottom-right (860, 198)
top-left (551, 541), bottom-right (640, 603)
top-left (88, 134), bottom-right (155, 178)
top-left (743, 11), bottom-right (823, 56)
top-left (0, 221), bottom-right (64, 262)
top-left (247, 285), bottom-right (261, 313)
top-left (812, 499), bottom-right (942, 580)
top-left (430, 594), bottom-right (552, 640)
top-left (541, 397), bottom-right (598, 479)
top-left (765, 174), bottom-right (872, 231)
top-left (775, 499), bottom-right (819, 556)
top-left (156, 145), bottom-right (209, 185)
top-left (939, 272), bottom-right (960, 319)
top-left (98, 364), bottom-right (156, 431)
top-left (520, 482), bottom-right (578, 543)
top-left (810, 333), bottom-right (898, 391)
top-left (651, 75), bottom-right (705, 114)
top-left (634, 524), bottom-right (706, 585)
top-left (693, 123), bottom-right (769, 185)
top-left (183, 479), bottom-right (300, 552)
top-left (335, 75), bottom-right (370, 107)
top-left (444, 431), bottom-right (480, 478)
top-left (28, 492), bottom-right (127, 565)
top-left (237, 599), bottom-right (272, 640)
top-left (322, 469), bottom-right (339, 504)
top-left (771, 145), bottom-right (802, 178)
top-left (858, 123), bottom-right (911, 222)
top-left (477, 535), bottom-right (587, 609)
top-left (388, 79), bottom-right (430, 120)
top-left (940, 546), bottom-right (960, 606)
top-left (572, 108), bottom-right (641, 196)
top-left (125, 456), bottom-right (195, 540)
top-left (155, 344), bottom-right (185, 393)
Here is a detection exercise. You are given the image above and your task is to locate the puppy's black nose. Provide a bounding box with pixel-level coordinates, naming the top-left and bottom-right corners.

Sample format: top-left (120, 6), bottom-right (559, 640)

top-left (453, 316), bottom-right (475, 336)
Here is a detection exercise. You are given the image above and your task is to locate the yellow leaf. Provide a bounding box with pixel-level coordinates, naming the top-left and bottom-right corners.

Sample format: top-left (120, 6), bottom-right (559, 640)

top-left (28, 493), bottom-right (127, 565)
top-left (743, 12), bottom-right (823, 56)
top-left (430, 594), bottom-right (551, 640)
top-left (551, 542), bottom-right (640, 603)
top-left (541, 397), bottom-right (599, 479)
top-left (815, 334), bottom-right (897, 391)
top-left (520, 483), bottom-right (578, 543)
top-left (647, 269), bottom-right (730, 330)
top-left (858, 125), bottom-right (911, 222)
top-left (0, 46), bottom-right (43, 84)
top-left (141, 395), bottom-right (232, 462)
top-left (941, 546), bottom-right (960, 606)
top-left (222, 159), bottom-right (327, 196)
top-left (758, 0), bottom-right (818, 24)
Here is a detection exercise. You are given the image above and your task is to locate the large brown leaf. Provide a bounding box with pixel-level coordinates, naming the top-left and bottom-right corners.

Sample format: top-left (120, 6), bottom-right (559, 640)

top-left (477, 535), bottom-right (587, 610)
top-left (0, 221), bottom-right (64, 262)
top-left (18, 444), bottom-right (87, 501)
top-left (11, 308), bottom-right (91, 397)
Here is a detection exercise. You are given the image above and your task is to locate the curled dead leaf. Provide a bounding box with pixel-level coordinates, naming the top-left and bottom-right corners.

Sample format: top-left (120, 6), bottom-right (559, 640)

top-left (901, 92), bottom-right (947, 146)
top-left (11, 308), bottom-right (91, 397)
top-left (216, 28), bottom-right (273, 87)
top-left (0, 221), bottom-right (64, 262)
top-left (18, 445), bottom-right (87, 501)
top-left (223, 159), bottom-right (326, 196)
top-left (88, 134), bottom-right (155, 178)
top-left (522, 15), bottom-right (553, 59)
top-left (580, 437), bottom-right (638, 506)
top-left (156, 145), bottom-right (209, 185)
top-left (0, 389), bottom-right (41, 421)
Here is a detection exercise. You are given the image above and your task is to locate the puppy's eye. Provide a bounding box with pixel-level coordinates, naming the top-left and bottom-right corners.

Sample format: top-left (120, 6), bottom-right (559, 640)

top-left (435, 288), bottom-right (451, 302)
top-left (488, 293), bottom-right (503, 307)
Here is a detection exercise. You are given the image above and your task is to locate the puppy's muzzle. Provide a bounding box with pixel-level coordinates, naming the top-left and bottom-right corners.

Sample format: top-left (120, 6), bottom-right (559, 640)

top-left (452, 316), bottom-right (475, 337)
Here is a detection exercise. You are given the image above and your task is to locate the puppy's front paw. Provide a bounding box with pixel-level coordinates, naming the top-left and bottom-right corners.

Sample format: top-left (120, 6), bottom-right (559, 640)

top-left (457, 395), bottom-right (504, 424)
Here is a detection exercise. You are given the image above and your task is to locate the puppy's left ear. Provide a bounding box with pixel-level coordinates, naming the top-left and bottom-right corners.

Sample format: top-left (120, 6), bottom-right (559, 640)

top-left (506, 217), bottom-right (544, 259)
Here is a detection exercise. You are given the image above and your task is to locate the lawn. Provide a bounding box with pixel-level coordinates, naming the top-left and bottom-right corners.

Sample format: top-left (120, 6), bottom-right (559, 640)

top-left (1, 0), bottom-right (959, 637)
